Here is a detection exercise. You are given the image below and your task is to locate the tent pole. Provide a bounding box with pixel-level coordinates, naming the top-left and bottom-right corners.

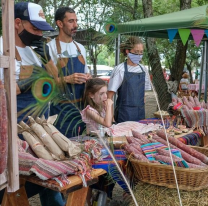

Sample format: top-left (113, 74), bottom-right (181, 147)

top-left (115, 34), bottom-right (120, 66)
top-left (204, 41), bottom-right (208, 102)
top-left (114, 34), bottom-right (120, 110)
top-left (198, 41), bottom-right (205, 100)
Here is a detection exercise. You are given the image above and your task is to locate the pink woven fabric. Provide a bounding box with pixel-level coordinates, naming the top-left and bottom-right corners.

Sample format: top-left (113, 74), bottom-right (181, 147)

top-left (18, 138), bottom-right (103, 181)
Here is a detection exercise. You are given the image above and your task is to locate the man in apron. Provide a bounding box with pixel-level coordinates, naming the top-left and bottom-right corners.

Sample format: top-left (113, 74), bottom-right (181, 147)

top-left (48, 7), bottom-right (91, 138)
top-left (11, 2), bottom-right (65, 206)
top-left (108, 36), bottom-right (151, 123)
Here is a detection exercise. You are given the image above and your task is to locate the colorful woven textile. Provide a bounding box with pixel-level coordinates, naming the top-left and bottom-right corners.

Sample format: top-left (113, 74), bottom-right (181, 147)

top-left (165, 148), bottom-right (182, 158)
top-left (181, 105), bottom-right (208, 134)
top-left (92, 150), bottom-right (128, 193)
top-left (106, 121), bottom-right (162, 136)
top-left (18, 138), bottom-right (103, 182)
top-left (140, 142), bottom-right (167, 161)
top-left (155, 155), bottom-right (189, 168)
top-left (177, 131), bottom-right (202, 145)
top-left (138, 118), bottom-right (173, 128)
top-left (92, 150), bottom-right (126, 172)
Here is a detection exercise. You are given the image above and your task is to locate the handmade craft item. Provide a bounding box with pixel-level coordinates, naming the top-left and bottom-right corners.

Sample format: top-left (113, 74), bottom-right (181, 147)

top-left (19, 121), bottom-right (44, 145)
top-left (28, 116), bottom-right (65, 160)
top-left (18, 124), bottom-right (54, 160)
top-left (36, 115), bottom-right (81, 157)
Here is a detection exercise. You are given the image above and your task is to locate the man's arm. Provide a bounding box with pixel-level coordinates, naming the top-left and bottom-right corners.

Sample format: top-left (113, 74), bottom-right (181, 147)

top-left (16, 84), bottom-right (21, 95)
top-left (107, 91), bottom-right (115, 99)
top-left (107, 91), bottom-right (115, 122)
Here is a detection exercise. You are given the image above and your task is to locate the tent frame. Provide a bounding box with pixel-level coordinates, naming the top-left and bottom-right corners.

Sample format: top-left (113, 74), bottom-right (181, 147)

top-left (113, 5), bottom-right (208, 102)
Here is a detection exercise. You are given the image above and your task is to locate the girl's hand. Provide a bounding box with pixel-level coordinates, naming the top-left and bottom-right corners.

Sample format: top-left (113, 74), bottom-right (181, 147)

top-left (104, 99), bottom-right (114, 107)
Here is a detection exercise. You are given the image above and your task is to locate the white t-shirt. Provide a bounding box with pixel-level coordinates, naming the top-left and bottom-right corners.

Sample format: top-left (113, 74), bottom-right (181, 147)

top-left (47, 39), bottom-right (88, 73)
top-left (108, 62), bottom-right (151, 92)
top-left (15, 46), bottom-right (42, 80)
top-left (0, 37), bottom-right (41, 81)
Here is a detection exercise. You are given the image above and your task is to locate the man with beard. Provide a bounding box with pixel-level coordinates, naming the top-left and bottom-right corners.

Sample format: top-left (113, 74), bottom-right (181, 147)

top-left (48, 7), bottom-right (91, 138)
top-left (10, 2), bottom-right (65, 206)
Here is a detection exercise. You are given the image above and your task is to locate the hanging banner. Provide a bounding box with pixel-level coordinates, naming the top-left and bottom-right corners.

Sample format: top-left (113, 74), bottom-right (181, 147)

top-left (178, 29), bottom-right (191, 45)
top-left (191, 29), bottom-right (204, 47)
top-left (204, 30), bottom-right (208, 38)
top-left (167, 29), bottom-right (178, 43)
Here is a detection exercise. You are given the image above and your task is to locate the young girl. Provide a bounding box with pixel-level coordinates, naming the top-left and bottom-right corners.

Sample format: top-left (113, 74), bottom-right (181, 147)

top-left (81, 78), bottom-right (115, 205)
top-left (81, 78), bottom-right (114, 134)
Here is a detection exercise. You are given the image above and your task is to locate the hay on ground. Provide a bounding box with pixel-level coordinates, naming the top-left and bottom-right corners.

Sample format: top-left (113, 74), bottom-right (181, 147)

top-left (130, 181), bottom-right (208, 206)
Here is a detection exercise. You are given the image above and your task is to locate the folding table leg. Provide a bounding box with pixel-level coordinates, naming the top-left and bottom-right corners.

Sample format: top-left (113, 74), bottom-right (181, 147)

top-left (201, 134), bottom-right (208, 147)
top-left (1, 183), bottom-right (29, 206)
top-left (66, 186), bottom-right (89, 206)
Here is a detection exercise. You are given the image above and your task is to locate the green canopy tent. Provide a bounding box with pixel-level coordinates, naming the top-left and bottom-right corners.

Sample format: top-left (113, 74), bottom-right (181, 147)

top-left (109, 5), bottom-right (208, 39)
top-left (107, 5), bottom-right (208, 101)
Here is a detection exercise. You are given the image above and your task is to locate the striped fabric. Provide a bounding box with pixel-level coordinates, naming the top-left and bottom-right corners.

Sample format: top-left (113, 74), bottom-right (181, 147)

top-left (92, 150), bottom-right (126, 171)
top-left (181, 105), bottom-right (208, 134)
top-left (18, 138), bottom-right (103, 183)
top-left (155, 155), bottom-right (189, 168)
top-left (141, 142), bottom-right (167, 161)
top-left (177, 131), bottom-right (202, 146)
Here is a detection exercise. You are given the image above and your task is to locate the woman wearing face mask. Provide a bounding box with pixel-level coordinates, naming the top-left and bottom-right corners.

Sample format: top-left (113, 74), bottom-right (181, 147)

top-left (108, 36), bottom-right (151, 123)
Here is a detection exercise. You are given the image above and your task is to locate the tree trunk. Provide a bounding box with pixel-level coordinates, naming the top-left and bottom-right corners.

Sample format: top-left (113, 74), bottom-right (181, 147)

top-left (171, 0), bottom-right (191, 83)
top-left (142, 0), bottom-right (171, 110)
top-left (133, 0), bottom-right (138, 19)
top-left (186, 62), bottom-right (194, 83)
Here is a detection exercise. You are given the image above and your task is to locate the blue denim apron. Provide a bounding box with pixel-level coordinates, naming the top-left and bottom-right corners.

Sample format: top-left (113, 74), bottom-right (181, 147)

top-left (50, 39), bottom-right (86, 138)
top-left (15, 49), bottom-right (65, 206)
top-left (16, 48), bottom-right (44, 123)
top-left (115, 61), bottom-right (145, 123)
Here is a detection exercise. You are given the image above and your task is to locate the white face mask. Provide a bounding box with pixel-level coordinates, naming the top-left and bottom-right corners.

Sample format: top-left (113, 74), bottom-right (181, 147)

top-left (128, 53), bottom-right (143, 64)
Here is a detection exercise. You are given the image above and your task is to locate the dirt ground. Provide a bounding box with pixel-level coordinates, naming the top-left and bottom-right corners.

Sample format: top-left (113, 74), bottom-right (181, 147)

top-left (28, 91), bottom-right (158, 206)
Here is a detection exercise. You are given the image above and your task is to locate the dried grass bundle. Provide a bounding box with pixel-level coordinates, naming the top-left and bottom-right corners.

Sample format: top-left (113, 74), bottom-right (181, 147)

top-left (130, 181), bottom-right (208, 206)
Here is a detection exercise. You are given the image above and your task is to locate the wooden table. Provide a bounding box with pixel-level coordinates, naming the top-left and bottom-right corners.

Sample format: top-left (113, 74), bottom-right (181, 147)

top-left (1, 169), bottom-right (106, 206)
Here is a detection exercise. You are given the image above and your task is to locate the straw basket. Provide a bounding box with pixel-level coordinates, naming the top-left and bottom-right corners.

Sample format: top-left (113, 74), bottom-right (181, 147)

top-left (128, 146), bottom-right (208, 191)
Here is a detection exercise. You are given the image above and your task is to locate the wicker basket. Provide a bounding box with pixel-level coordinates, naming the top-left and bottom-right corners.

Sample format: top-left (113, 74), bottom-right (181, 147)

top-left (128, 146), bottom-right (208, 191)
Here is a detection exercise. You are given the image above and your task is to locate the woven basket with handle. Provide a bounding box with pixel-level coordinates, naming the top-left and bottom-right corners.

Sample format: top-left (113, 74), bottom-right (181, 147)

top-left (128, 146), bottom-right (208, 191)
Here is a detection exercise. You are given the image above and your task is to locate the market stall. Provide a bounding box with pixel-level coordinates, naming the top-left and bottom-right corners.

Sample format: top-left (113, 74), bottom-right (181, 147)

top-left (107, 5), bottom-right (208, 102)
top-left (100, 5), bottom-right (208, 205)
top-left (0, 1), bottom-right (107, 206)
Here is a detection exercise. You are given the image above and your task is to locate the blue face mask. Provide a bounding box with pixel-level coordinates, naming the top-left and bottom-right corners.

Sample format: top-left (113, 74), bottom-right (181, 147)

top-left (128, 52), bottom-right (143, 64)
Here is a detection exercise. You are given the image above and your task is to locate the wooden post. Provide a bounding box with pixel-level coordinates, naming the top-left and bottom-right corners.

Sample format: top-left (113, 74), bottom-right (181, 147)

top-left (201, 134), bottom-right (208, 147)
top-left (66, 187), bottom-right (89, 206)
top-left (1, 0), bottom-right (19, 192)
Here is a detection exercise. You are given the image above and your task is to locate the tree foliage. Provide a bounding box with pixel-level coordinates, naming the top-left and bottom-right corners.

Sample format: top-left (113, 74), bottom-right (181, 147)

top-left (1, 0), bottom-right (208, 106)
